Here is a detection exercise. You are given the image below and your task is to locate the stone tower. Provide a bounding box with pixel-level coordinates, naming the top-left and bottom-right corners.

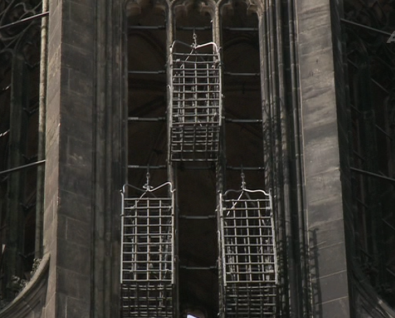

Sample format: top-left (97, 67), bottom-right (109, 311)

top-left (0, 0), bottom-right (394, 317)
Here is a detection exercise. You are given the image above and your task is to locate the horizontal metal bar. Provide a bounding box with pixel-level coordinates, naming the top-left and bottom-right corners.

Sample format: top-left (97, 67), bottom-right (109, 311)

top-left (223, 27), bottom-right (258, 31)
top-left (226, 166), bottom-right (265, 171)
top-left (129, 25), bottom-right (166, 30)
top-left (128, 165), bottom-right (167, 169)
top-left (128, 70), bottom-right (165, 75)
top-left (225, 118), bottom-right (262, 123)
top-left (0, 11), bottom-right (49, 31)
top-left (224, 72), bottom-right (260, 76)
top-left (171, 165), bottom-right (215, 171)
top-left (173, 54), bottom-right (218, 59)
top-left (0, 160), bottom-right (45, 176)
top-left (173, 99), bottom-right (220, 102)
top-left (179, 215), bottom-right (216, 220)
top-left (128, 117), bottom-right (166, 122)
top-left (173, 75), bottom-right (219, 79)
top-left (180, 265), bottom-right (217, 270)
top-left (350, 167), bottom-right (395, 183)
top-left (341, 18), bottom-right (392, 36)
top-left (176, 26), bottom-right (212, 31)
top-left (224, 242), bottom-right (272, 246)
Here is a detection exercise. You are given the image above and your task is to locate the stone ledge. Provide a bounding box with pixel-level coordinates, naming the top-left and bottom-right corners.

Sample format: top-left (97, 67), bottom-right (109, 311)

top-left (0, 253), bottom-right (50, 318)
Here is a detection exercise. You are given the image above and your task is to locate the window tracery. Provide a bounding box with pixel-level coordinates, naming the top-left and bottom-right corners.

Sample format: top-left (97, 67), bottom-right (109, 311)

top-left (0, 0), bottom-right (45, 304)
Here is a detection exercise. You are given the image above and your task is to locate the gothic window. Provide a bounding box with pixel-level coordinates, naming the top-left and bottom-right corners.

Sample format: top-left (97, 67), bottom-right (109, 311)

top-left (0, 0), bottom-right (46, 305)
top-left (344, 2), bottom-right (395, 307)
top-left (122, 0), bottom-right (278, 317)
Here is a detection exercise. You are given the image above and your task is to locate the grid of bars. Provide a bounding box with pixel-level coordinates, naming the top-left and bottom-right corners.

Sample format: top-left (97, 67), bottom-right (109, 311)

top-left (121, 188), bottom-right (174, 317)
top-left (220, 191), bottom-right (277, 317)
top-left (170, 43), bottom-right (221, 161)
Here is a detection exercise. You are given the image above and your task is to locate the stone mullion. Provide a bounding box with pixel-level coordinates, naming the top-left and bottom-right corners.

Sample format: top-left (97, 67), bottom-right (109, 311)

top-left (5, 54), bottom-right (28, 300)
top-left (296, 0), bottom-right (352, 316)
top-left (35, 0), bottom-right (49, 260)
top-left (43, 0), bottom-right (95, 316)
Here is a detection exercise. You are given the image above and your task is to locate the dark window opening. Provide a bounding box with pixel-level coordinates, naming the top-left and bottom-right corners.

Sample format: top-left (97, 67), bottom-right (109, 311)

top-left (0, 0), bottom-right (45, 306)
top-left (343, 1), bottom-right (395, 308)
top-left (122, 0), bottom-right (278, 317)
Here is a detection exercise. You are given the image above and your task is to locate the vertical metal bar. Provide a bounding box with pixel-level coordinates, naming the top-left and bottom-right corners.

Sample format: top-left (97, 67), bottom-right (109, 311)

top-left (182, 62), bottom-right (185, 124)
top-left (159, 199), bottom-right (162, 281)
top-left (248, 201), bottom-right (254, 282)
top-left (120, 187), bottom-right (125, 283)
top-left (134, 202), bottom-right (137, 280)
top-left (147, 198), bottom-right (150, 282)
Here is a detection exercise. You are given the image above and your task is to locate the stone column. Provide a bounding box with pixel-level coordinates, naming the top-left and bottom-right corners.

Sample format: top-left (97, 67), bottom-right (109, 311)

top-left (43, 0), bottom-right (124, 316)
top-left (43, 0), bottom-right (95, 316)
top-left (295, 0), bottom-right (351, 316)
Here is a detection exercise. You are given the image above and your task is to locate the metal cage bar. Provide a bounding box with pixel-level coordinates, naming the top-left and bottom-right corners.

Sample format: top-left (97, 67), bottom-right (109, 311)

top-left (169, 39), bottom-right (222, 162)
top-left (121, 182), bottom-right (176, 317)
top-left (219, 187), bottom-right (277, 317)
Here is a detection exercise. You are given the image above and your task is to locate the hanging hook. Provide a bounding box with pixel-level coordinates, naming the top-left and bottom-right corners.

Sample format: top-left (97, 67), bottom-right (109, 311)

top-left (143, 166), bottom-right (153, 191)
top-left (192, 30), bottom-right (197, 48)
top-left (240, 166), bottom-right (246, 190)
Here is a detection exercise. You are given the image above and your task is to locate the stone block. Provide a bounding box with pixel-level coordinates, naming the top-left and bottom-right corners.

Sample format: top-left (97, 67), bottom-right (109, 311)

top-left (64, 136), bottom-right (92, 169)
top-left (303, 130), bottom-right (340, 177)
top-left (57, 239), bottom-right (90, 275)
top-left (57, 267), bottom-right (90, 300)
top-left (299, 12), bottom-right (331, 40)
top-left (43, 197), bottom-right (56, 250)
top-left (58, 189), bottom-right (91, 223)
top-left (46, 53), bottom-right (61, 108)
top-left (56, 293), bottom-right (67, 318)
top-left (320, 297), bottom-right (350, 318)
top-left (62, 43), bottom-right (94, 79)
top-left (308, 200), bottom-right (345, 229)
top-left (67, 1), bottom-right (95, 27)
top-left (305, 169), bottom-right (342, 204)
top-left (313, 270), bottom-right (349, 304)
top-left (66, 216), bottom-right (90, 246)
top-left (58, 165), bottom-right (92, 200)
top-left (310, 241), bottom-right (347, 278)
top-left (62, 19), bottom-right (94, 53)
top-left (43, 292), bottom-right (55, 318)
top-left (66, 297), bottom-right (89, 318)
top-left (297, 1), bottom-right (329, 15)
top-left (60, 115), bottom-right (92, 147)
top-left (61, 88), bottom-right (93, 122)
top-left (62, 66), bottom-right (93, 98)
top-left (301, 89), bottom-right (338, 128)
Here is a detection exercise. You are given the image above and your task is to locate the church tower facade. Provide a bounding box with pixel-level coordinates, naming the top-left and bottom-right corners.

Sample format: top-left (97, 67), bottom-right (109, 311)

top-left (0, 0), bottom-right (394, 317)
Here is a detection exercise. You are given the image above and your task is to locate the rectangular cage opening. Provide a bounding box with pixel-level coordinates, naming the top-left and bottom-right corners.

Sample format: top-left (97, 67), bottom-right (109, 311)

top-left (219, 189), bottom-right (277, 317)
top-left (121, 183), bottom-right (175, 318)
top-left (169, 41), bottom-right (222, 162)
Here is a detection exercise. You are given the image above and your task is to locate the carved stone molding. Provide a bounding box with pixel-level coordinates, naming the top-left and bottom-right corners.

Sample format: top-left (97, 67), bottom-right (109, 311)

top-left (0, 253), bottom-right (49, 318)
